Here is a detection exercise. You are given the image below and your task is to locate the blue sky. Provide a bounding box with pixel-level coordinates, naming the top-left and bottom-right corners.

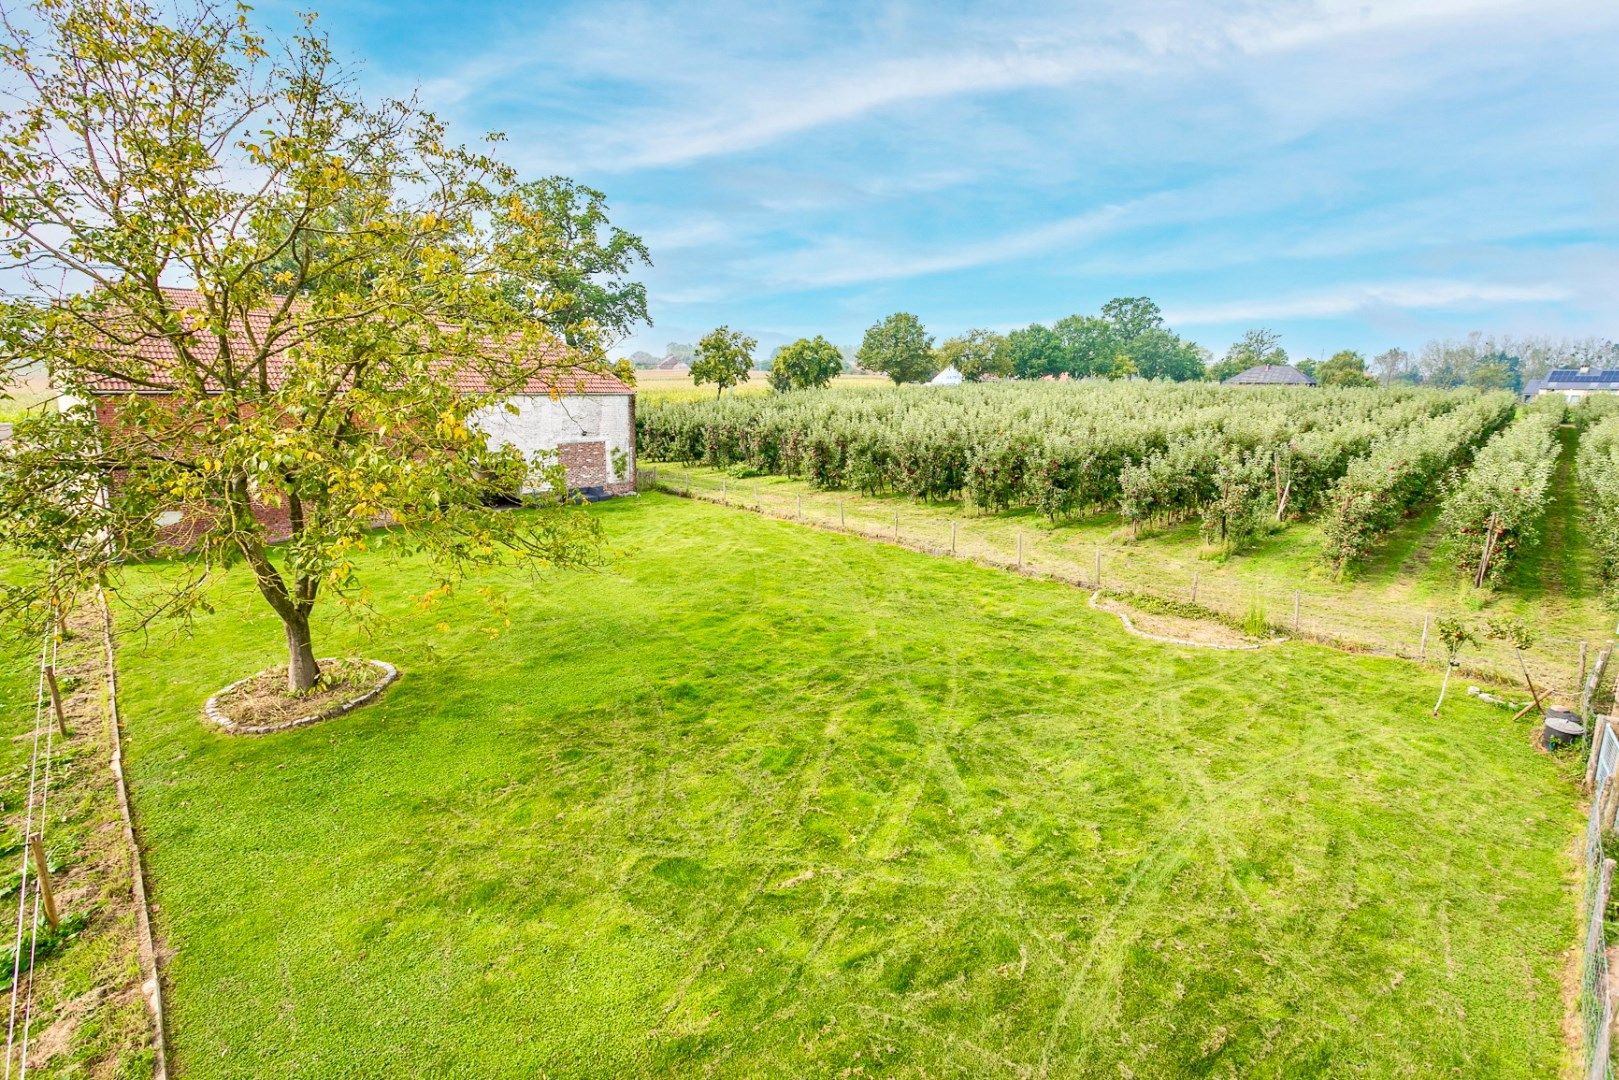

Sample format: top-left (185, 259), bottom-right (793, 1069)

top-left (267, 0), bottom-right (1619, 360)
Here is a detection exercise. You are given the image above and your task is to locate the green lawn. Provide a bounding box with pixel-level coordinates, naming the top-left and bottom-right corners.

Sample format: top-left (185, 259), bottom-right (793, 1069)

top-left (648, 452), bottom-right (1612, 701)
top-left (112, 494), bottom-right (1580, 1077)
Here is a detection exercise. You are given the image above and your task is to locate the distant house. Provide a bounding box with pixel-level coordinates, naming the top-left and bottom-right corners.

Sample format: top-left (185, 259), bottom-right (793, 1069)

top-left (1525, 368), bottom-right (1619, 402)
top-left (1224, 364), bottom-right (1317, 387)
top-left (654, 355), bottom-right (690, 372)
top-left (71, 287), bottom-right (636, 543)
top-left (929, 364), bottom-right (964, 386)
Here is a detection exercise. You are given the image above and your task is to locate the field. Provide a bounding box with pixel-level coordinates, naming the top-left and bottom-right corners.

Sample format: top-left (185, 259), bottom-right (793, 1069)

top-left (631, 367), bottom-right (893, 403)
top-left (104, 494), bottom-right (1583, 1077)
top-left (639, 383), bottom-right (1614, 697)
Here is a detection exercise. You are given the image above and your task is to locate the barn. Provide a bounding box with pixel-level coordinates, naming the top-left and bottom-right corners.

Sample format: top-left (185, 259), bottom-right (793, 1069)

top-left (69, 288), bottom-right (636, 542)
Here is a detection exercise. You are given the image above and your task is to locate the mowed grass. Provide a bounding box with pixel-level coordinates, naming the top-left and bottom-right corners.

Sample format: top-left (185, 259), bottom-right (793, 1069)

top-left (110, 494), bottom-right (1581, 1078)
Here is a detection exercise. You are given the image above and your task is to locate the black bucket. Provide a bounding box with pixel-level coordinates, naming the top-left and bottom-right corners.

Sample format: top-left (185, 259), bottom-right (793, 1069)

top-left (1544, 708), bottom-right (1584, 749)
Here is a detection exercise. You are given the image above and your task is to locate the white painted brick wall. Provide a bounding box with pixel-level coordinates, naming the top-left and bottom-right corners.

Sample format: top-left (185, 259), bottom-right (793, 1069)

top-left (472, 394), bottom-right (635, 491)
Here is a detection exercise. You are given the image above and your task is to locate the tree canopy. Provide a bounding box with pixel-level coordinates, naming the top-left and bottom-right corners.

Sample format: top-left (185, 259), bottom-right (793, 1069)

top-left (692, 326), bottom-right (756, 396)
top-left (934, 328), bottom-right (1009, 382)
top-left (768, 335), bottom-right (843, 391)
top-left (0, 0), bottom-right (648, 690)
top-left (858, 313), bottom-right (936, 384)
top-left (1316, 350), bottom-right (1377, 388)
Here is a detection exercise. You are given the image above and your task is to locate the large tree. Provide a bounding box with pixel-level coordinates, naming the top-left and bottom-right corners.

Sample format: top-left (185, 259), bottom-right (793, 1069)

top-left (934, 328), bottom-right (1009, 381)
top-left (767, 335), bottom-right (842, 391)
top-left (857, 313), bottom-right (936, 384)
top-left (1315, 350), bottom-right (1377, 387)
top-left (691, 326), bottom-right (755, 396)
top-left (0, 0), bottom-right (649, 691)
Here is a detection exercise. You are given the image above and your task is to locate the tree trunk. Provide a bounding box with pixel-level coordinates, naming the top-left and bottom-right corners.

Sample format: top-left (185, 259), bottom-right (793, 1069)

top-left (283, 609), bottom-right (320, 693)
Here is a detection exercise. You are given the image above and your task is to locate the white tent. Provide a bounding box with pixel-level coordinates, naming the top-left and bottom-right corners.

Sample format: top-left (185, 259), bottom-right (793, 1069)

top-left (929, 364), bottom-right (963, 386)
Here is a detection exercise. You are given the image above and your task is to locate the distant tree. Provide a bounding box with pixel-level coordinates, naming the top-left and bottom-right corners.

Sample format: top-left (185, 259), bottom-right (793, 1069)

top-left (858, 313), bottom-right (937, 384)
top-left (692, 326), bottom-right (756, 397)
top-left (1128, 329), bottom-right (1207, 381)
top-left (1052, 314), bottom-right (1116, 377)
top-left (1295, 358), bottom-right (1319, 379)
top-left (1467, 351), bottom-right (1522, 392)
top-left (935, 328), bottom-right (1010, 381)
top-left (665, 342), bottom-right (695, 363)
top-left (1316, 350), bottom-right (1377, 387)
top-left (1100, 296), bottom-right (1166, 340)
top-left (1373, 347), bottom-right (1413, 385)
top-left (767, 335), bottom-right (843, 391)
top-left (1212, 329), bottom-right (1288, 381)
top-left (1002, 324), bottom-right (1070, 379)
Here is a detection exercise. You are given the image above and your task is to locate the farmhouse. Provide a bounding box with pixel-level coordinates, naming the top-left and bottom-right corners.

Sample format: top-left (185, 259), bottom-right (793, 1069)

top-left (1523, 367), bottom-right (1619, 402)
top-left (70, 288), bottom-right (636, 541)
top-left (1224, 363), bottom-right (1317, 386)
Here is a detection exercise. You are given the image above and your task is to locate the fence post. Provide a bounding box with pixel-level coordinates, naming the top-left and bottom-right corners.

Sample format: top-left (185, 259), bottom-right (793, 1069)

top-left (1191, 572), bottom-right (1198, 604)
top-left (1419, 615), bottom-right (1431, 662)
top-left (893, 510), bottom-right (899, 542)
top-left (1605, 781), bottom-right (1619, 831)
top-left (950, 521), bottom-right (957, 556)
top-left (1017, 532), bottom-right (1023, 569)
top-left (1581, 640), bottom-right (1590, 697)
top-left (1292, 591), bottom-right (1301, 633)
top-left (28, 834), bottom-right (58, 930)
top-left (1094, 546), bottom-right (1102, 588)
top-left (1588, 714), bottom-right (1611, 790)
top-left (44, 665), bottom-right (70, 738)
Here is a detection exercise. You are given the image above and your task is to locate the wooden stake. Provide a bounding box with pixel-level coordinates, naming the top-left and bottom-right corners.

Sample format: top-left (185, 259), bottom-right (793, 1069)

top-left (1191, 572), bottom-right (1199, 604)
top-left (28, 834), bottom-right (58, 930)
top-left (44, 665), bottom-right (69, 738)
top-left (893, 510), bottom-right (899, 541)
top-left (1017, 532), bottom-right (1023, 568)
top-left (1419, 615), bottom-right (1431, 662)
top-left (1580, 640), bottom-right (1590, 697)
top-left (839, 499), bottom-right (845, 527)
top-left (1473, 511), bottom-right (1499, 589)
top-left (1292, 591), bottom-right (1301, 632)
top-left (722, 478), bottom-right (728, 505)
top-left (796, 494), bottom-right (802, 520)
top-left (1604, 778), bottom-right (1619, 831)
top-left (950, 521), bottom-right (957, 555)
top-left (1094, 546), bottom-right (1102, 587)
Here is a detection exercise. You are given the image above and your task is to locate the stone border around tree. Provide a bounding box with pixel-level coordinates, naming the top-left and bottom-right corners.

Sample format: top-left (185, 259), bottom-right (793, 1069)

top-left (203, 659), bottom-right (398, 735)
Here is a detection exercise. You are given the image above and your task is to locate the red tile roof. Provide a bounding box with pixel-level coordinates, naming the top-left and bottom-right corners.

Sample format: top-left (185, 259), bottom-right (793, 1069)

top-left (80, 287), bottom-right (633, 397)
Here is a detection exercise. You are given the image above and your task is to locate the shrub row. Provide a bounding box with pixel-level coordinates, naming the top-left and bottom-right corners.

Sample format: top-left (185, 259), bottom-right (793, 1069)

top-left (1437, 400), bottom-right (1565, 584)
top-left (1319, 392), bottom-right (1519, 574)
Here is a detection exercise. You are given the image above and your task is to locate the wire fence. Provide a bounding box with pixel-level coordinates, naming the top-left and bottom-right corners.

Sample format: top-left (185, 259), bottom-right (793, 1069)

top-left (642, 465), bottom-right (1597, 700)
top-left (1584, 707), bottom-right (1619, 1080)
